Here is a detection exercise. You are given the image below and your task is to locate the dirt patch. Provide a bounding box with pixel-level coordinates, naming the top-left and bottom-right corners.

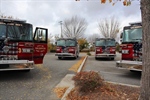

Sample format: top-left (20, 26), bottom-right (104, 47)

top-left (66, 82), bottom-right (140, 100)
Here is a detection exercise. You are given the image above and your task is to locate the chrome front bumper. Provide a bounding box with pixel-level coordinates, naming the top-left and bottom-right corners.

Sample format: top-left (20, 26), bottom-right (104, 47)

top-left (95, 54), bottom-right (116, 58)
top-left (0, 60), bottom-right (34, 71)
top-left (55, 53), bottom-right (75, 57)
top-left (116, 60), bottom-right (142, 71)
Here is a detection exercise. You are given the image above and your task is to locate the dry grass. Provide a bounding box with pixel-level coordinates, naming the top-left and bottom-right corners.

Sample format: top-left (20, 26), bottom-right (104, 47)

top-left (53, 87), bottom-right (68, 98)
top-left (69, 56), bottom-right (85, 72)
top-left (66, 82), bottom-right (140, 100)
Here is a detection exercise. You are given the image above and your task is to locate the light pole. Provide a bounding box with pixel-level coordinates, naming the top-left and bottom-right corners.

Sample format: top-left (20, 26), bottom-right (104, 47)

top-left (59, 21), bottom-right (63, 38)
top-left (0, 0), bottom-right (1, 15)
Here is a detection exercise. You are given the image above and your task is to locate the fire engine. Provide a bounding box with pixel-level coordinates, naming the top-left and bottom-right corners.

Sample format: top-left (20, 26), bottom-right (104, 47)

top-left (94, 38), bottom-right (116, 60)
top-left (0, 18), bottom-right (48, 71)
top-left (55, 37), bottom-right (79, 59)
top-left (116, 22), bottom-right (142, 71)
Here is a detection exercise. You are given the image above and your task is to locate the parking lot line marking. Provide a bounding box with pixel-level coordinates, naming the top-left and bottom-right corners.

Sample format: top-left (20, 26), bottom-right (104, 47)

top-left (69, 56), bottom-right (85, 72)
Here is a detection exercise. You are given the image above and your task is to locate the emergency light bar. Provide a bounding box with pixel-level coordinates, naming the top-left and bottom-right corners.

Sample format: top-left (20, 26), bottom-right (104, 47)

top-left (129, 22), bottom-right (142, 26)
top-left (0, 18), bottom-right (26, 23)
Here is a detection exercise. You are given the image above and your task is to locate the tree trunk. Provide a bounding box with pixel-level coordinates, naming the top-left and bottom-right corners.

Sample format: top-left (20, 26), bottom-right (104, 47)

top-left (139, 0), bottom-right (150, 100)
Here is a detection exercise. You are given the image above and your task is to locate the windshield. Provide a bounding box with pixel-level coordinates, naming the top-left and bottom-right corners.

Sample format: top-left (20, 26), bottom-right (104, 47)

top-left (66, 40), bottom-right (76, 46)
top-left (95, 39), bottom-right (115, 47)
top-left (56, 39), bottom-right (76, 47)
top-left (0, 24), bottom-right (6, 38)
top-left (0, 23), bottom-right (33, 41)
top-left (106, 39), bottom-right (115, 46)
top-left (56, 39), bottom-right (66, 46)
top-left (95, 40), bottom-right (105, 46)
top-left (122, 28), bottom-right (142, 42)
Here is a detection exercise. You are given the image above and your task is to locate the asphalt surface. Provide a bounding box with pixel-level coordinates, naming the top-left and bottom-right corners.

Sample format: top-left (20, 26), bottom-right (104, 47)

top-left (0, 52), bottom-right (141, 100)
top-left (0, 53), bottom-right (82, 100)
top-left (83, 52), bottom-right (141, 86)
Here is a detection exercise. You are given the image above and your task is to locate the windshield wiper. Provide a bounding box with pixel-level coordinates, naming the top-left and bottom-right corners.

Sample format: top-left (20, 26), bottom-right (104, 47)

top-left (132, 39), bottom-right (142, 41)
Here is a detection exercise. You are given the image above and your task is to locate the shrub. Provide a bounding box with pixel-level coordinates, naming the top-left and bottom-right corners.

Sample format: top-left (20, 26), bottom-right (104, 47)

top-left (87, 52), bottom-right (91, 56)
top-left (80, 49), bottom-right (90, 52)
top-left (116, 44), bottom-right (121, 52)
top-left (50, 50), bottom-right (56, 52)
top-left (72, 71), bottom-right (104, 93)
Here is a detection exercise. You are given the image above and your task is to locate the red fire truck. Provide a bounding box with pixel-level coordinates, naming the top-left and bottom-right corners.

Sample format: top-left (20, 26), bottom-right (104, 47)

top-left (116, 22), bottom-right (142, 71)
top-left (0, 18), bottom-right (48, 71)
top-left (94, 38), bottom-right (116, 60)
top-left (55, 38), bottom-right (79, 59)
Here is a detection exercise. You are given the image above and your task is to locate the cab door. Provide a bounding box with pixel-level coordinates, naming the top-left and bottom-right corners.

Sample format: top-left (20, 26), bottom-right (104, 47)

top-left (33, 27), bottom-right (48, 64)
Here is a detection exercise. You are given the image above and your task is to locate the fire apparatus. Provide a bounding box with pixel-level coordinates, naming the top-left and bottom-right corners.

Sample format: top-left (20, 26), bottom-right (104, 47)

top-left (94, 38), bottom-right (116, 60)
top-left (55, 37), bottom-right (79, 59)
top-left (116, 22), bottom-right (142, 71)
top-left (0, 18), bottom-right (48, 71)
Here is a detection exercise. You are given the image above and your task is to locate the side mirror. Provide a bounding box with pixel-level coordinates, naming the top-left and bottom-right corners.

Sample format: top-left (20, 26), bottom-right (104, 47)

top-left (120, 32), bottom-right (123, 38)
top-left (120, 39), bottom-right (122, 43)
top-left (55, 42), bottom-right (57, 45)
top-left (93, 42), bottom-right (95, 45)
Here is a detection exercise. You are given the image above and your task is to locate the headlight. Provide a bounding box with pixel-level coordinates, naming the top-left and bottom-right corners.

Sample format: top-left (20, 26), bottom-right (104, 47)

top-left (96, 49), bottom-right (100, 51)
top-left (110, 49), bottom-right (115, 52)
top-left (69, 49), bottom-right (75, 51)
top-left (56, 48), bottom-right (60, 51)
top-left (122, 50), bottom-right (129, 54)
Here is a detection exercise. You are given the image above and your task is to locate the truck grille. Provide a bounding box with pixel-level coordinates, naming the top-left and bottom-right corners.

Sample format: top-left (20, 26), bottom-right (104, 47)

top-left (0, 42), bottom-right (18, 60)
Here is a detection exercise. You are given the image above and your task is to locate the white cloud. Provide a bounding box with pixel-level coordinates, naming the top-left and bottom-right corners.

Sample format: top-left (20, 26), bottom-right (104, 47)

top-left (1, 0), bottom-right (141, 39)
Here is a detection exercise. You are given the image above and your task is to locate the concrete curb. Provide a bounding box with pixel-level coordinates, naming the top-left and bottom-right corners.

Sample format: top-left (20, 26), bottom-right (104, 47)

top-left (105, 81), bottom-right (140, 88)
top-left (61, 85), bottom-right (74, 100)
top-left (61, 55), bottom-right (88, 100)
top-left (77, 55), bottom-right (88, 73)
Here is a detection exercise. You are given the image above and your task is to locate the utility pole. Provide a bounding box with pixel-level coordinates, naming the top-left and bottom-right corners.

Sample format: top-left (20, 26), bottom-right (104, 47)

top-left (0, 0), bottom-right (1, 15)
top-left (59, 21), bottom-right (63, 38)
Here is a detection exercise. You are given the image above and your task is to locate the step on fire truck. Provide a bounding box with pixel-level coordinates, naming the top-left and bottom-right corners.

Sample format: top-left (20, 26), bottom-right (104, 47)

top-left (55, 37), bottom-right (79, 59)
top-left (116, 22), bottom-right (142, 71)
top-left (94, 38), bottom-right (116, 60)
top-left (0, 18), bottom-right (48, 71)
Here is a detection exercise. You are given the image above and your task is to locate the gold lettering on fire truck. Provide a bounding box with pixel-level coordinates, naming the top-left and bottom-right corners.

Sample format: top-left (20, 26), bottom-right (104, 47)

top-left (35, 45), bottom-right (46, 52)
top-left (19, 48), bottom-right (21, 53)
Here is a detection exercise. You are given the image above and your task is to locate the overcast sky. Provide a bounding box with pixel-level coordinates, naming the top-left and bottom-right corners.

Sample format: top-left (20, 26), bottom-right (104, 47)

top-left (0, 0), bottom-right (141, 41)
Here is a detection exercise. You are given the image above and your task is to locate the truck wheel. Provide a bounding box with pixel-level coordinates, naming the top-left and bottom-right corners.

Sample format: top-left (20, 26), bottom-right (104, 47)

top-left (111, 58), bottom-right (115, 60)
top-left (23, 69), bottom-right (30, 72)
top-left (58, 57), bottom-right (62, 60)
top-left (95, 57), bottom-right (98, 60)
top-left (77, 54), bottom-right (79, 58)
top-left (74, 55), bottom-right (77, 59)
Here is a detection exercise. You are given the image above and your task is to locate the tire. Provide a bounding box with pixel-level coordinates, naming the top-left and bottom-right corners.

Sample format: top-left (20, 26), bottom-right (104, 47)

top-left (95, 57), bottom-right (98, 60)
top-left (111, 58), bottom-right (115, 60)
top-left (74, 55), bottom-right (77, 59)
top-left (58, 57), bottom-right (62, 59)
top-left (23, 69), bottom-right (30, 72)
top-left (77, 53), bottom-right (79, 58)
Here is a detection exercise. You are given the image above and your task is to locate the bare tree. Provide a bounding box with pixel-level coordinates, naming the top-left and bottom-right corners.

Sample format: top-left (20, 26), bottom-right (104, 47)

top-left (62, 16), bottom-right (88, 39)
top-left (98, 16), bottom-right (120, 39)
top-left (54, 34), bottom-right (60, 41)
top-left (87, 33), bottom-right (100, 43)
top-left (48, 33), bottom-right (53, 43)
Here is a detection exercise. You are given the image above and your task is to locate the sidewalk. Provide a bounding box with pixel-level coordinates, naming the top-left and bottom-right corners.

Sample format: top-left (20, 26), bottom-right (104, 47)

top-left (54, 52), bottom-right (88, 100)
